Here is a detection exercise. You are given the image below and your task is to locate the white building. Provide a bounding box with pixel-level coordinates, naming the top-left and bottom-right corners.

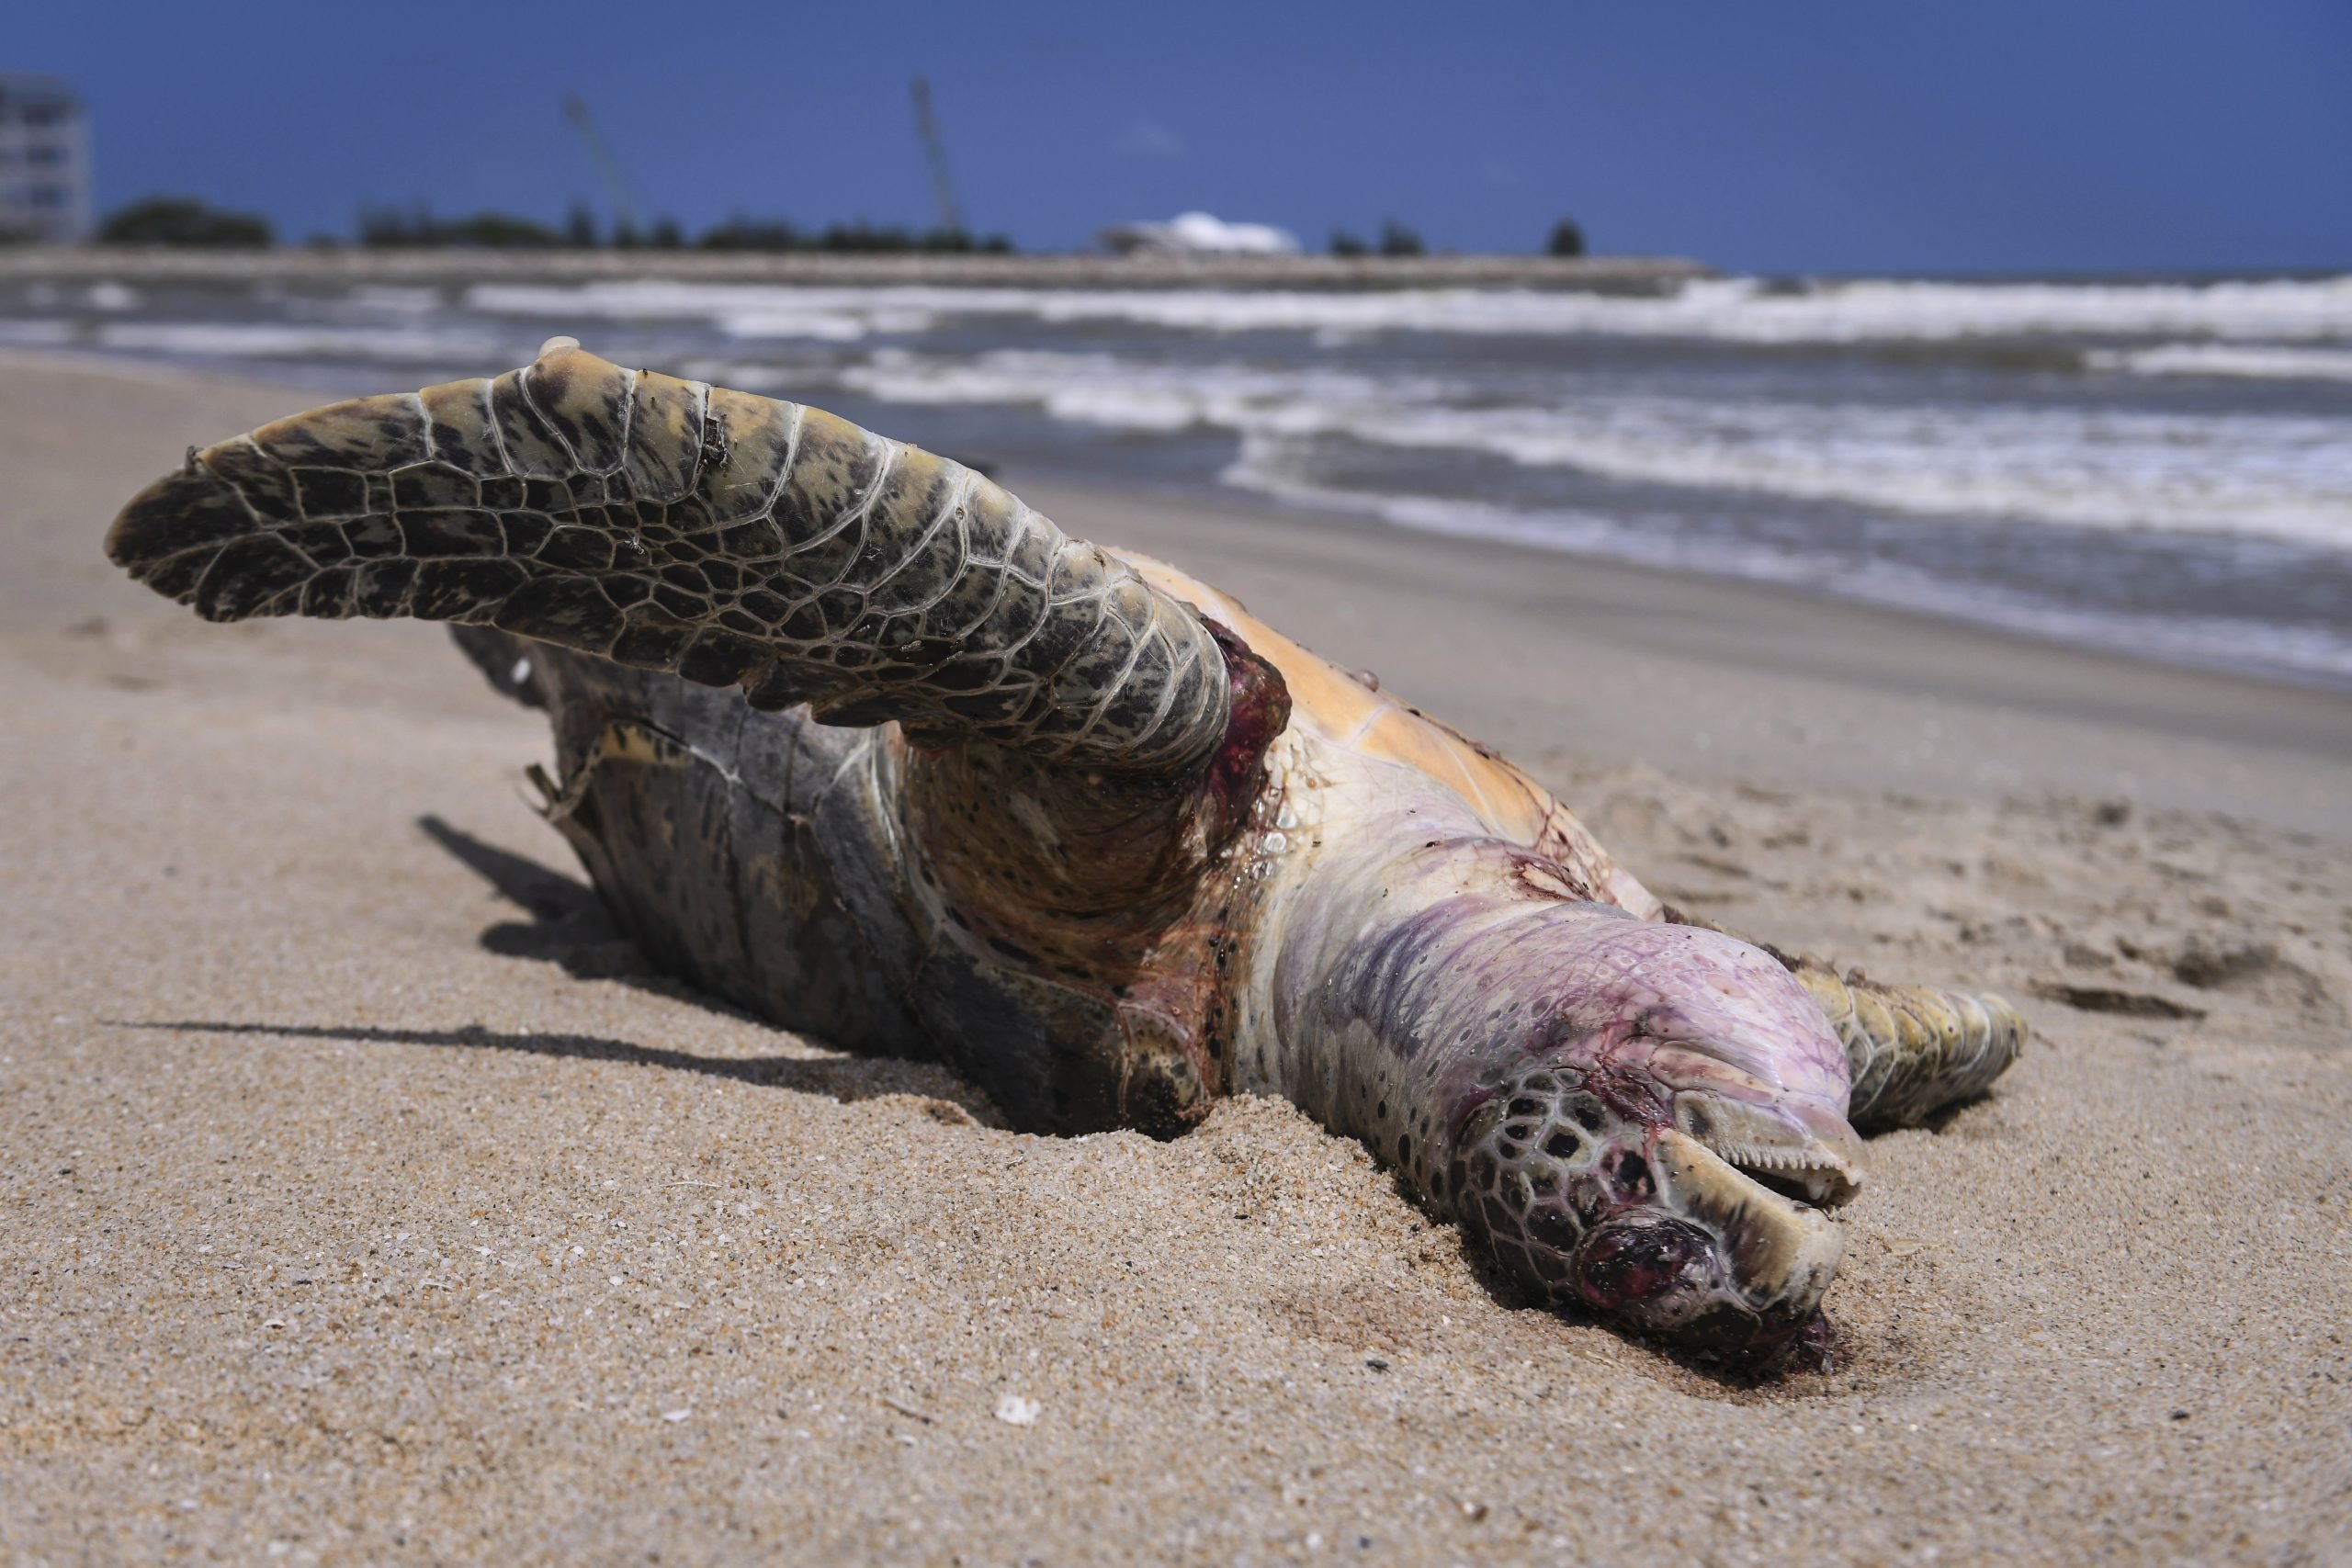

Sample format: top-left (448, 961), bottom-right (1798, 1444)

top-left (0, 76), bottom-right (93, 244)
top-left (1099, 211), bottom-right (1301, 257)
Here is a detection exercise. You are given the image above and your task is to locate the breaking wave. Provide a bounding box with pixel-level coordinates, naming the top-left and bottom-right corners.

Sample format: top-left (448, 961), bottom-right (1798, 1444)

top-left (465, 274), bottom-right (2352, 345)
top-left (11, 266), bottom-right (2350, 686)
top-left (828, 348), bottom-right (2352, 550)
top-left (1220, 460), bottom-right (2352, 685)
top-left (2087, 343), bottom-right (2352, 382)
top-left (91, 321), bottom-right (511, 362)
top-left (0, 318), bottom-right (511, 363)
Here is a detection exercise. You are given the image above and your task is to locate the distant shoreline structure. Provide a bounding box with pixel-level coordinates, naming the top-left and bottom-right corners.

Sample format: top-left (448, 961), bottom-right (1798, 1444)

top-left (0, 246), bottom-right (1712, 292)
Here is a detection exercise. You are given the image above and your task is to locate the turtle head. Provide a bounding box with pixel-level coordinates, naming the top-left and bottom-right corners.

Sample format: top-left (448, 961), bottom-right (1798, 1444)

top-left (1439, 917), bottom-right (1862, 1361)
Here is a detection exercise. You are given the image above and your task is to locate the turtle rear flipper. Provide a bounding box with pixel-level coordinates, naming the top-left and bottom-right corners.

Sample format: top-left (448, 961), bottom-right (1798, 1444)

top-left (1782, 959), bottom-right (2025, 1130)
top-left (107, 339), bottom-right (1233, 774)
top-left (1660, 906), bottom-right (2025, 1130)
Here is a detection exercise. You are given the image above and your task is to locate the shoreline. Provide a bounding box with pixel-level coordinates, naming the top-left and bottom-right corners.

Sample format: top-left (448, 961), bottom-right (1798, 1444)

top-left (0, 245), bottom-right (1711, 291)
top-left (1011, 468), bottom-right (2352, 838)
top-left (1067, 460), bottom-right (2352, 700)
top-left (7, 345), bottom-right (2347, 836)
top-left (18, 341), bottom-right (2352, 799)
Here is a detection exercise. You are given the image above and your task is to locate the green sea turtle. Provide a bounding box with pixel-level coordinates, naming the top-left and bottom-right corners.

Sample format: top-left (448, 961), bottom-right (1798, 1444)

top-left (105, 340), bottom-right (2022, 1362)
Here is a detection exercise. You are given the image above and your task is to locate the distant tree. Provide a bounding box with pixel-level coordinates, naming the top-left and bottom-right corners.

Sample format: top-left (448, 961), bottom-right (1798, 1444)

top-left (356, 203), bottom-right (417, 246)
top-left (1329, 229), bottom-right (1368, 257)
top-left (98, 197), bottom-right (272, 248)
top-left (356, 204), bottom-right (560, 248)
top-left (1377, 220), bottom-right (1424, 257)
top-left (648, 217), bottom-right (684, 249)
top-left (431, 211), bottom-right (561, 248)
top-left (819, 220), bottom-right (913, 253)
top-left (694, 216), bottom-right (1012, 254)
top-left (564, 203), bottom-right (599, 247)
top-left (1546, 219), bottom-right (1587, 257)
top-left (698, 215), bottom-right (803, 251)
top-left (918, 227), bottom-right (1013, 254)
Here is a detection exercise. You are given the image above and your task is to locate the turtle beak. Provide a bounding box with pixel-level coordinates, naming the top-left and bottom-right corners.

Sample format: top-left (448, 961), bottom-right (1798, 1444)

top-left (1570, 1129), bottom-right (1846, 1357)
top-left (1650, 1128), bottom-right (1845, 1315)
top-left (1670, 1088), bottom-right (1865, 1207)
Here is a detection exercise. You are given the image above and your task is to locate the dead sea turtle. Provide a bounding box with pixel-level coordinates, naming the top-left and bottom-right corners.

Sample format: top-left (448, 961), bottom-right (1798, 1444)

top-left (106, 340), bottom-right (2022, 1361)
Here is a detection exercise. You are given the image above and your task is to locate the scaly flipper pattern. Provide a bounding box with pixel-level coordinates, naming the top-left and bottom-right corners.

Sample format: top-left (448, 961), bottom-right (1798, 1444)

top-left (1779, 957), bottom-right (2025, 1130)
top-left (107, 341), bottom-right (1230, 773)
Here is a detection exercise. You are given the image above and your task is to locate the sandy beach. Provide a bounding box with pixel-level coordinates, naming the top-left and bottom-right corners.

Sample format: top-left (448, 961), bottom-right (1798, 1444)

top-left (3, 350), bottom-right (2347, 1563)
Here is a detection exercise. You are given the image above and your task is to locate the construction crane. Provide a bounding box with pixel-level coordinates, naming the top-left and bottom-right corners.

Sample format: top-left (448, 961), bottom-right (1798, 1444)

top-left (562, 93), bottom-right (643, 238)
top-left (909, 76), bottom-right (967, 236)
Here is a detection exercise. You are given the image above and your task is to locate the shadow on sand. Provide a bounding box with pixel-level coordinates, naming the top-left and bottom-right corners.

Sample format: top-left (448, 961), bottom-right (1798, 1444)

top-left (118, 1018), bottom-right (988, 1119)
top-left (415, 813), bottom-right (650, 981)
top-left (114, 814), bottom-right (1000, 1123)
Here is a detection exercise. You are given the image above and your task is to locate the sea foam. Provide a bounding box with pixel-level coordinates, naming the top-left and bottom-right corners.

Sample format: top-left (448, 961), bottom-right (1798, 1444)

top-left (464, 274), bottom-right (2352, 344)
top-left (831, 348), bottom-right (2352, 550)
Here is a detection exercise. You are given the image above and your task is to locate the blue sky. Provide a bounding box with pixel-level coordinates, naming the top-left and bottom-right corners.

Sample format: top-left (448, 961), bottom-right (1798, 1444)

top-left (17, 0), bottom-right (2350, 273)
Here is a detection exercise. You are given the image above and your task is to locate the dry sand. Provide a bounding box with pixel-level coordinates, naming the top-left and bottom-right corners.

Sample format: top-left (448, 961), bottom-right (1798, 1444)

top-left (2, 352), bottom-right (2347, 1564)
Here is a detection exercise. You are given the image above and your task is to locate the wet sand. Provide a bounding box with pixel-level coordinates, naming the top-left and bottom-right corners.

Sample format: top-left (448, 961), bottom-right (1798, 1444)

top-left (3, 352), bottom-right (2346, 1563)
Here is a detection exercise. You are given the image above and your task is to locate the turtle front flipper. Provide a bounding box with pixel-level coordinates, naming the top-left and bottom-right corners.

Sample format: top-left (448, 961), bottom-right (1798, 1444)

top-left (106, 339), bottom-right (1232, 774)
top-left (108, 340), bottom-right (1294, 1139)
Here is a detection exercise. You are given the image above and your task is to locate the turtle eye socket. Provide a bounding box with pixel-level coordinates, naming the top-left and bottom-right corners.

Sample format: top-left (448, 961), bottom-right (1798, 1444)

top-left (1443, 1066), bottom-right (1631, 1300)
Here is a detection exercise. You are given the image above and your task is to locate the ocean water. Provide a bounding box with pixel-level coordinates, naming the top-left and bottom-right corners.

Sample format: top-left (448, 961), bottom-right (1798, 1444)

top-left (7, 270), bottom-right (2350, 687)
